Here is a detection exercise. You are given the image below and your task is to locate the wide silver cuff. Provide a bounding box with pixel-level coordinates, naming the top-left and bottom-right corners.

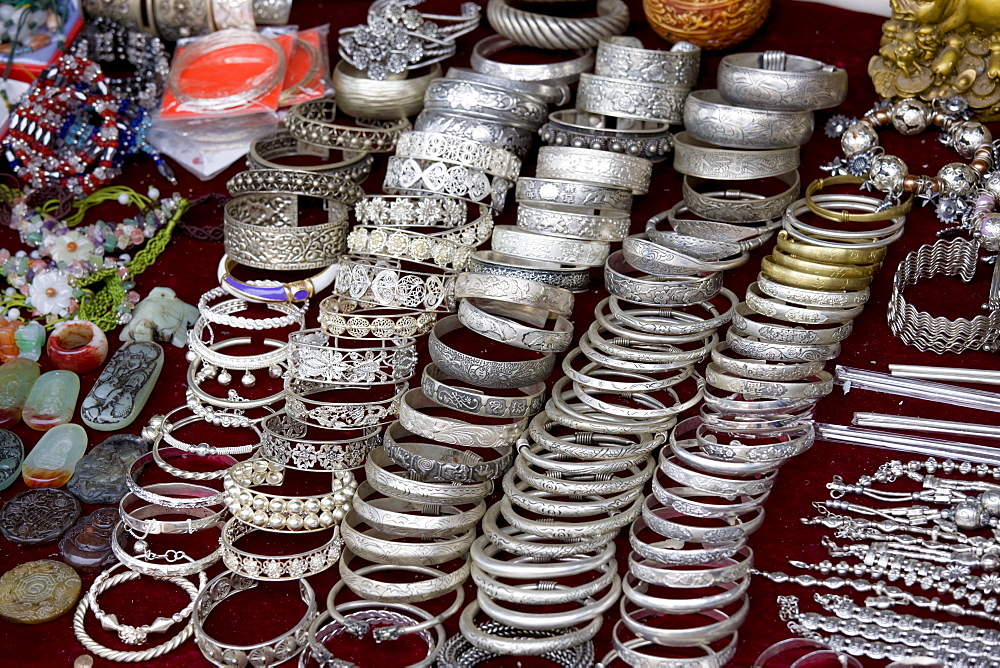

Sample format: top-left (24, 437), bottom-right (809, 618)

top-left (683, 89), bottom-right (814, 149)
top-left (718, 51), bottom-right (848, 111)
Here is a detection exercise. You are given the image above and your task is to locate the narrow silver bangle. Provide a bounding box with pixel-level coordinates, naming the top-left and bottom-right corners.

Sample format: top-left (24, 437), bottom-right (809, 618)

top-left (471, 35), bottom-right (594, 87)
top-left (673, 131), bottom-right (800, 180)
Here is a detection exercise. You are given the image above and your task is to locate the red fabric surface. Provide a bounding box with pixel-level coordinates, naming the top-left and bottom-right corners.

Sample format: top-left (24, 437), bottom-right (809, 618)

top-left (1, 1), bottom-right (998, 666)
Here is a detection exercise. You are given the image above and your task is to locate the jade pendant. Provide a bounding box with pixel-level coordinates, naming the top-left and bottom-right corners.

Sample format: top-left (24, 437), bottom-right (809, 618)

top-left (22, 370), bottom-right (80, 431)
top-left (0, 358), bottom-right (40, 428)
top-left (22, 423), bottom-right (88, 488)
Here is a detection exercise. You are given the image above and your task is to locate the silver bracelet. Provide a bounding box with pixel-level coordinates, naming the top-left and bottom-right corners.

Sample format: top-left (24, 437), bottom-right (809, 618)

top-left (517, 202), bottom-right (630, 242)
top-left (465, 250), bottom-right (591, 293)
top-left (888, 237), bottom-right (1000, 354)
top-left (429, 315), bottom-right (556, 390)
top-left (193, 572), bottom-right (317, 667)
top-left (220, 518), bottom-right (344, 581)
top-left (492, 225), bottom-right (610, 268)
top-left (420, 363), bottom-right (545, 420)
top-left (536, 146), bottom-right (652, 194)
top-left (471, 34), bottom-right (594, 87)
top-left (454, 270), bottom-right (575, 316)
top-left (486, 0), bottom-right (630, 50)
top-left (684, 89), bottom-right (814, 149)
top-left (259, 410), bottom-right (380, 472)
top-left (595, 36), bottom-right (700, 87)
top-left (673, 130), bottom-right (801, 180)
top-left (718, 51), bottom-right (848, 111)
top-left (516, 176), bottom-right (633, 213)
top-left (577, 72), bottom-right (688, 124)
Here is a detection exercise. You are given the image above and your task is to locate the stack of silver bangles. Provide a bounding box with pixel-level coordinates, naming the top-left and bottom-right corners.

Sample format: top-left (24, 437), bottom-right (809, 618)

top-left (73, 408), bottom-right (251, 663)
top-left (301, 70), bottom-right (547, 665)
top-left (594, 51), bottom-right (862, 666)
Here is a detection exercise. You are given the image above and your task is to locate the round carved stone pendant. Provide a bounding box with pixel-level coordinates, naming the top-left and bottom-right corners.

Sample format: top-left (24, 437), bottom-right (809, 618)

top-left (0, 488), bottom-right (81, 546)
top-left (0, 560), bottom-right (81, 624)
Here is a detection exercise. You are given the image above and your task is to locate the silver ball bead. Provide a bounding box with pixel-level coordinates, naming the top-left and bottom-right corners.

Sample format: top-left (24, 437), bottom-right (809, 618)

top-left (869, 154), bottom-right (908, 193)
top-left (841, 122), bottom-right (878, 156)
top-left (950, 121), bottom-right (992, 159)
top-left (980, 489), bottom-right (1000, 517)
top-left (983, 554), bottom-right (1000, 572)
top-left (984, 173), bottom-right (1000, 200)
top-left (937, 162), bottom-right (979, 198)
top-left (133, 540), bottom-right (148, 554)
top-left (953, 500), bottom-right (988, 530)
top-left (890, 99), bottom-right (931, 136)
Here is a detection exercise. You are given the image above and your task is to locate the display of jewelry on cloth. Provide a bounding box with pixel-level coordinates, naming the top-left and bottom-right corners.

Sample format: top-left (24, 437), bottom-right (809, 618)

top-left (760, 455), bottom-right (1000, 666)
top-left (823, 96), bottom-right (994, 226)
top-left (3, 47), bottom-right (174, 196)
top-left (0, 184), bottom-right (187, 328)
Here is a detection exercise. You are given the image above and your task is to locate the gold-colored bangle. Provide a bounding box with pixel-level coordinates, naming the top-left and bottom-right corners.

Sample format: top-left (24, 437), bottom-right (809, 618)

top-left (761, 257), bottom-right (873, 292)
top-left (775, 230), bottom-right (886, 266)
top-left (804, 176), bottom-right (914, 223)
top-left (769, 249), bottom-right (881, 279)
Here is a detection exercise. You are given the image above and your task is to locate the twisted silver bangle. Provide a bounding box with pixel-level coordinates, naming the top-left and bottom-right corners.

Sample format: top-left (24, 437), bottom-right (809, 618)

top-left (486, 0), bottom-right (630, 50)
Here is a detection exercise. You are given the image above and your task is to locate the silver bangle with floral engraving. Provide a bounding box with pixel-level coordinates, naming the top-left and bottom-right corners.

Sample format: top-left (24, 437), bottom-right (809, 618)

top-left (683, 171), bottom-right (800, 223)
top-left (732, 303), bottom-right (853, 345)
top-left (423, 76), bottom-right (547, 129)
top-left (595, 36), bottom-right (700, 86)
top-left (577, 72), bottom-right (687, 124)
top-left (414, 110), bottom-right (534, 159)
top-left (466, 251), bottom-right (591, 293)
top-left (705, 363), bottom-right (834, 400)
top-left (604, 250), bottom-right (724, 305)
top-left (622, 235), bottom-right (746, 275)
top-left (717, 51), bottom-right (848, 111)
top-left (429, 316), bottom-right (556, 390)
top-left (684, 89), bottom-right (814, 149)
top-left (458, 298), bottom-right (574, 353)
top-left (382, 427), bottom-right (514, 485)
top-left (353, 481), bottom-right (487, 536)
top-left (517, 202), bottom-right (630, 242)
top-left (710, 342), bottom-right (825, 382)
top-left (226, 168), bottom-right (365, 205)
top-left (492, 225), bottom-right (610, 267)
top-left (536, 146), bottom-right (652, 194)
top-left (454, 271), bottom-right (574, 316)
top-left (726, 328), bottom-right (841, 363)
top-left (421, 364), bottom-right (545, 420)
top-left (317, 298), bottom-right (437, 339)
top-left (366, 446), bottom-right (492, 505)
top-left (398, 388), bottom-right (529, 449)
top-left (673, 131), bottom-right (800, 180)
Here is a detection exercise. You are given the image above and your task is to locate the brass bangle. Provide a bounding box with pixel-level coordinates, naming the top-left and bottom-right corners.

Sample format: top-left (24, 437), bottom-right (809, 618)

top-left (804, 176), bottom-right (913, 223)
top-left (774, 230), bottom-right (886, 266)
top-left (769, 249), bottom-right (881, 279)
top-left (761, 257), bottom-right (873, 291)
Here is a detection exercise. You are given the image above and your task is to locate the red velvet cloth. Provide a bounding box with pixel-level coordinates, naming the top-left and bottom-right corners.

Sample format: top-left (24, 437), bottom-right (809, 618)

top-left (1, 1), bottom-right (998, 666)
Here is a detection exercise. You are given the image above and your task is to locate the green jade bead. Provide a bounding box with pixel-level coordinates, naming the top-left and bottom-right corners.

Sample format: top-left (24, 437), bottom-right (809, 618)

top-left (0, 358), bottom-right (40, 428)
top-left (22, 424), bottom-right (87, 488)
top-left (22, 370), bottom-right (80, 431)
